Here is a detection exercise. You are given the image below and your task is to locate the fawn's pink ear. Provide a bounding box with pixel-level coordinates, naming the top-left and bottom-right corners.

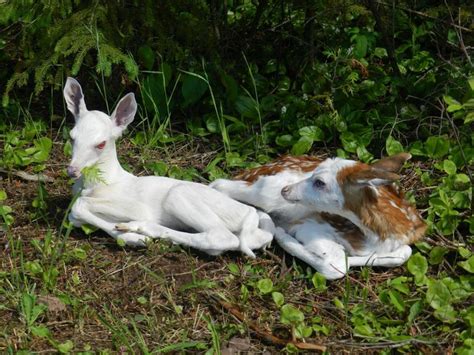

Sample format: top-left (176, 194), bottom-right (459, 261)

top-left (371, 153), bottom-right (411, 173)
top-left (63, 77), bottom-right (87, 119)
top-left (111, 93), bottom-right (137, 129)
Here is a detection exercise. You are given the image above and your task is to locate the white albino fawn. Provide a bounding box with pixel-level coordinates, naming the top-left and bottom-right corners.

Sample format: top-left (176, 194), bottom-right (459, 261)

top-left (211, 154), bottom-right (427, 279)
top-left (64, 77), bottom-right (274, 256)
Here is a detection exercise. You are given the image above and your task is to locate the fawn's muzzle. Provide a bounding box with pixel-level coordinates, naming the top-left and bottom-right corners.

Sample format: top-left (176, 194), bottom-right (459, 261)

top-left (67, 166), bottom-right (80, 179)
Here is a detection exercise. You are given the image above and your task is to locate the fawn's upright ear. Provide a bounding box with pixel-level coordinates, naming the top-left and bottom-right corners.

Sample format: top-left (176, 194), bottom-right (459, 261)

top-left (110, 93), bottom-right (137, 134)
top-left (371, 153), bottom-right (412, 173)
top-left (63, 77), bottom-right (87, 119)
top-left (350, 168), bottom-right (401, 187)
top-left (347, 153), bottom-right (411, 187)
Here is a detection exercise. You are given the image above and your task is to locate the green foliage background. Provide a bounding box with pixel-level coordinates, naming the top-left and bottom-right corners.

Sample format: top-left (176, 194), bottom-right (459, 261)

top-left (0, 0), bottom-right (473, 352)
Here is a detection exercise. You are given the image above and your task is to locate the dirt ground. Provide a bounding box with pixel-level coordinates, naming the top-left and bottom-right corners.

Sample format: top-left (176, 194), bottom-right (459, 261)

top-left (0, 134), bottom-right (453, 353)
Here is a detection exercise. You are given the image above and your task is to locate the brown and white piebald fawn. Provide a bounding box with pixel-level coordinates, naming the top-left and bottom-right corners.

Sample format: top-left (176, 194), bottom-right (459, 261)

top-left (211, 153), bottom-right (426, 279)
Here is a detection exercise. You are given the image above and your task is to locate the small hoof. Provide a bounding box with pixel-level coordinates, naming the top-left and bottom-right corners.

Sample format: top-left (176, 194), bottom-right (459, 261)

top-left (115, 223), bottom-right (130, 232)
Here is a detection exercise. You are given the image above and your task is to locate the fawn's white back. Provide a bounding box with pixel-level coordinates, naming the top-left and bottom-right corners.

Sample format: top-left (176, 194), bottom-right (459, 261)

top-left (211, 154), bottom-right (426, 279)
top-left (64, 78), bottom-right (274, 256)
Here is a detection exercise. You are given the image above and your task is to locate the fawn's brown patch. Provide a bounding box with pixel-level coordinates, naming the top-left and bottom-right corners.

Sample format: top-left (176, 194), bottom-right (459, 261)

top-left (236, 155), bottom-right (322, 183)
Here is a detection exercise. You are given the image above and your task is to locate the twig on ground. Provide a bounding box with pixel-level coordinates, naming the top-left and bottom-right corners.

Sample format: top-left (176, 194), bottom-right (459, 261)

top-left (209, 294), bottom-right (327, 352)
top-left (0, 168), bottom-right (55, 183)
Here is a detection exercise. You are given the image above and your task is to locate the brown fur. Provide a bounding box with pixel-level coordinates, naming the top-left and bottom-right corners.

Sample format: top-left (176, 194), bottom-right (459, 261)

top-left (320, 213), bottom-right (365, 251)
top-left (337, 157), bottom-right (426, 244)
top-left (236, 153), bottom-right (426, 249)
top-left (235, 155), bottom-right (322, 183)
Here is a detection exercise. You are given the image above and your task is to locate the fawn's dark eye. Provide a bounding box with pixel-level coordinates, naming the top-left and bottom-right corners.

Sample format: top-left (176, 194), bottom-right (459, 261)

top-left (313, 179), bottom-right (325, 189)
top-left (96, 141), bottom-right (106, 149)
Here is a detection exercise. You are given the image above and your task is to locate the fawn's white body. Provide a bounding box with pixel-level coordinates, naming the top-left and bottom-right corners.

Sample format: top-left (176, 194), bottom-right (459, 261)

top-left (64, 78), bottom-right (274, 256)
top-left (211, 155), bottom-right (426, 279)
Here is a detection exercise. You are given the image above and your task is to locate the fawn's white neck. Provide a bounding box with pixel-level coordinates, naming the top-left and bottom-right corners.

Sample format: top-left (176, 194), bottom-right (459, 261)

top-left (83, 141), bottom-right (132, 189)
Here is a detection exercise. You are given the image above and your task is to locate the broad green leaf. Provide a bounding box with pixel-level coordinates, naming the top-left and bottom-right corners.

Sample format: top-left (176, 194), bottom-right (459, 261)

top-left (462, 98), bottom-right (474, 109)
top-left (459, 256), bottom-right (474, 273)
top-left (333, 297), bottom-right (344, 309)
top-left (295, 324), bottom-right (313, 338)
top-left (407, 253), bottom-right (428, 285)
top-left (81, 224), bottom-right (97, 235)
top-left (32, 137), bottom-right (52, 162)
top-left (299, 126), bottom-right (324, 141)
top-left (116, 238), bottom-right (126, 247)
top-left (388, 290), bottom-right (405, 313)
top-left (31, 325), bottom-right (51, 338)
top-left (240, 284), bottom-right (249, 302)
top-left (374, 47), bottom-right (387, 58)
top-left (182, 74), bottom-right (208, 108)
top-left (256, 278), bottom-right (273, 294)
top-left (280, 304), bottom-right (304, 325)
top-left (434, 305), bottom-right (457, 323)
top-left (137, 45), bottom-right (155, 70)
top-left (409, 141), bottom-right (425, 156)
top-left (354, 324), bottom-right (374, 336)
top-left (227, 263), bottom-right (239, 275)
top-left (272, 292), bottom-right (284, 308)
top-left (443, 160), bottom-right (457, 175)
top-left (57, 340), bottom-right (74, 354)
top-left (356, 146), bottom-right (373, 163)
top-left (312, 272), bottom-right (327, 291)
top-left (220, 73), bottom-right (238, 102)
top-left (443, 95), bottom-right (462, 112)
top-left (354, 34), bottom-right (368, 58)
top-left (25, 260), bottom-right (43, 274)
top-left (63, 140), bottom-right (72, 157)
top-left (235, 95), bottom-right (258, 120)
top-left (425, 136), bottom-right (450, 159)
top-left (407, 300), bottom-right (423, 324)
top-left (291, 136), bottom-right (313, 155)
top-left (389, 276), bottom-right (410, 295)
top-left (429, 246), bottom-right (448, 265)
top-left (275, 134), bottom-right (293, 147)
top-left (386, 136), bottom-right (404, 156)
top-left (465, 112), bottom-right (474, 124)
top-left (458, 247), bottom-right (472, 259)
top-left (461, 305), bottom-right (474, 328)
top-left (468, 76), bottom-right (474, 91)
top-left (137, 296), bottom-right (147, 305)
top-left (0, 190), bottom-right (6, 201)
top-left (340, 132), bottom-right (359, 153)
top-left (71, 247), bottom-right (87, 260)
top-left (426, 279), bottom-right (451, 310)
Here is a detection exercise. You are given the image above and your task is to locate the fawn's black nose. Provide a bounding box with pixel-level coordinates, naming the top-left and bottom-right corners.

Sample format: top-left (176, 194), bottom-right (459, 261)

top-left (67, 166), bottom-right (80, 179)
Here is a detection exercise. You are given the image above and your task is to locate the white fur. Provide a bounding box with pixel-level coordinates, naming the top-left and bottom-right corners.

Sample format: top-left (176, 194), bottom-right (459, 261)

top-left (211, 158), bottom-right (412, 279)
top-left (64, 78), bottom-right (274, 257)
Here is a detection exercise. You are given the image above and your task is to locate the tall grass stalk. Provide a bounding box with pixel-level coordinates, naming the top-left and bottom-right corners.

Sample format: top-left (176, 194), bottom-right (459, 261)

top-left (180, 60), bottom-right (231, 154)
top-left (242, 52), bottom-right (266, 154)
top-left (138, 65), bottom-right (181, 148)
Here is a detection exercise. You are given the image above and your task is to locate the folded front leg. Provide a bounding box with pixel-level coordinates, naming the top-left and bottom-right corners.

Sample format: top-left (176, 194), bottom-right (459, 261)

top-left (70, 198), bottom-right (150, 246)
top-left (274, 227), bottom-right (348, 280)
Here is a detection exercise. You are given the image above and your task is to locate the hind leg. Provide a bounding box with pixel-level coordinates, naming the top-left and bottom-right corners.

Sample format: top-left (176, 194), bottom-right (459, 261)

top-left (236, 208), bottom-right (274, 257)
top-left (348, 245), bottom-right (412, 268)
top-left (163, 185), bottom-right (242, 253)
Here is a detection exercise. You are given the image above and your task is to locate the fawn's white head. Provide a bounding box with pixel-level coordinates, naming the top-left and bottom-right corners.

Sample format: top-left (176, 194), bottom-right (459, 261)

top-left (281, 153), bottom-right (411, 214)
top-left (64, 77), bottom-right (137, 179)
